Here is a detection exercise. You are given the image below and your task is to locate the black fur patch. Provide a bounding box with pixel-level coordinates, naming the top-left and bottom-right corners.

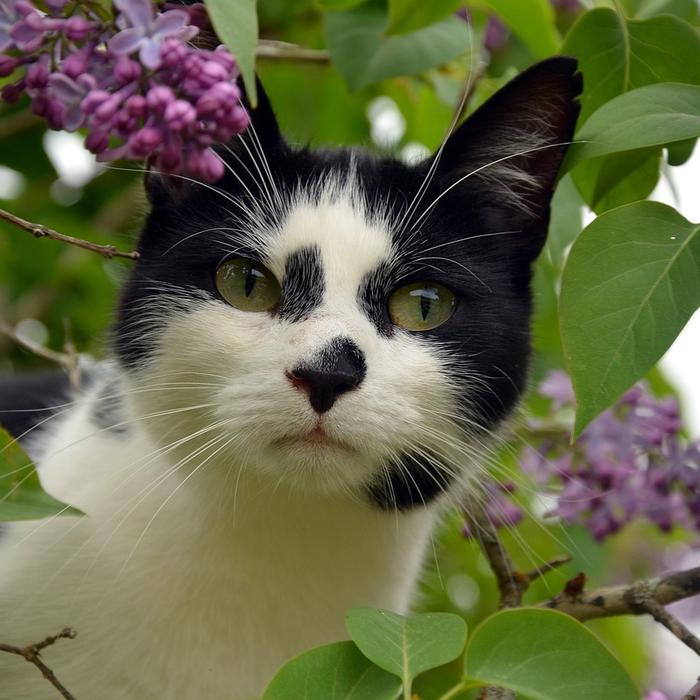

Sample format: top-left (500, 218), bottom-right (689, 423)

top-left (278, 245), bottom-right (324, 322)
top-left (367, 453), bottom-right (454, 510)
top-left (0, 371), bottom-right (71, 442)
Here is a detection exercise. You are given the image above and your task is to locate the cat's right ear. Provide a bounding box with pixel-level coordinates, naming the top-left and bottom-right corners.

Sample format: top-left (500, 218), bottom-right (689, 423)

top-left (144, 77), bottom-right (283, 206)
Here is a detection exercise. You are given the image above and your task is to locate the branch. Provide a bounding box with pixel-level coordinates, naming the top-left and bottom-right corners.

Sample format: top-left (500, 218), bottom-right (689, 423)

top-left (0, 207), bottom-right (139, 260)
top-left (540, 566), bottom-right (700, 656)
top-left (472, 509), bottom-right (571, 609)
top-left (471, 510), bottom-right (571, 700)
top-left (256, 40), bottom-right (330, 62)
top-left (0, 628), bottom-right (77, 700)
top-left (0, 320), bottom-right (76, 370)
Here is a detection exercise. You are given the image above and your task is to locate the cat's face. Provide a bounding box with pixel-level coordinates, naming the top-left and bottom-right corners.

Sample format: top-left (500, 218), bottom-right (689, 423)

top-left (114, 58), bottom-right (581, 509)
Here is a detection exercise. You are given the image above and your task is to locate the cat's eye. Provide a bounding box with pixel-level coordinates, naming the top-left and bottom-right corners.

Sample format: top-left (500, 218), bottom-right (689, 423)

top-left (215, 258), bottom-right (281, 312)
top-left (388, 282), bottom-right (456, 331)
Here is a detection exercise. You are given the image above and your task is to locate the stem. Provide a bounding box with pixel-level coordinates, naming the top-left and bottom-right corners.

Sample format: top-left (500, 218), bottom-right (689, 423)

top-left (0, 628), bottom-right (77, 700)
top-left (436, 680), bottom-right (473, 700)
top-left (0, 320), bottom-right (76, 371)
top-left (255, 40), bottom-right (330, 62)
top-left (0, 207), bottom-right (139, 260)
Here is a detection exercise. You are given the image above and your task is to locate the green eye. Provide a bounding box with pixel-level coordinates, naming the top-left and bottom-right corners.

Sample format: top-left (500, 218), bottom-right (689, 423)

top-left (388, 282), bottom-right (456, 331)
top-left (215, 258), bottom-right (281, 312)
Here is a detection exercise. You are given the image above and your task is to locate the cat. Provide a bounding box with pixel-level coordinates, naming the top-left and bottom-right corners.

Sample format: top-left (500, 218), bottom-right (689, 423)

top-left (0, 57), bottom-right (581, 699)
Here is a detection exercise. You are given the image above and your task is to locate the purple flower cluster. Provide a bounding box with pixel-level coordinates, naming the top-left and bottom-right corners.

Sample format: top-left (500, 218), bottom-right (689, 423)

top-left (0, 0), bottom-right (249, 181)
top-left (476, 371), bottom-right (700, 542)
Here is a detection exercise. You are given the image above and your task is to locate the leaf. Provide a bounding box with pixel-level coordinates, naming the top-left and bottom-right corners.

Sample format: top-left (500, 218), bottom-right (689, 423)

top-left (386, 0), bottom-right (464, 35)
top-left (0, 427), bottom-right (83, 521)
top-left (204, 0), bottom-right (258, 106)
top-left (346, 607), bottom-right (467, 690)
top-left (565, 83), bottom-right (700, 168)
top-left (262, 641), bottom-right (402, 700)
top-left (559, 201), bottom-right (700, 436)
top-left (325, 0), bottom-right (470, 91)
top-left (546, 174), bottom-right (583, 267)
top-left (634, 0), bottom-right (699, 21)
top-left (572, 148), bottom-right (661, 214)
top-left (562, 9), bottom-right (700, 125)
top-left (319, 0), bottom-right (370, 9)
top-left (464, 609), bottom-right (638, 700)
top-left (482, 0), bottom-right (560, 59)
top-left (667, 137), bottom-right (696, 166)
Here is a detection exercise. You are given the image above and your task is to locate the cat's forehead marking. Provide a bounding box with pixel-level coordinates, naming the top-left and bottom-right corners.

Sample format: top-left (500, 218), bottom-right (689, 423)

top-left (266, 187), bottom-right (393, 307)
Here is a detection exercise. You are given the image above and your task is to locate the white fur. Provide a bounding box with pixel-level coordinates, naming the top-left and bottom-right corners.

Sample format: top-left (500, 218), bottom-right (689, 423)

top-left (0, 183), bottom-right (475, 699)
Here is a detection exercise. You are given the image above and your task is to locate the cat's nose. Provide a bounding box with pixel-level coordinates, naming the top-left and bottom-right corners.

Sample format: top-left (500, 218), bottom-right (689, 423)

top-left (288, 338), bottom-right (366, 414)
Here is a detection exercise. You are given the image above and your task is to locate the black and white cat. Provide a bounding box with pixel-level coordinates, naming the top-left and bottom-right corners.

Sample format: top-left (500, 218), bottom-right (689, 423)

top-left (0, 58), bottom-right (581, 699)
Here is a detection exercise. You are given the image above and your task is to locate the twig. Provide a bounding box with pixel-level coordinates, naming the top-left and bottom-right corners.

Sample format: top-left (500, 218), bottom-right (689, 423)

top-left (0, 628), bottom-right (77, 700)
top-left (0, 320), bottom-right (75, 371)
top-left (472, 510), bottom-right (523, 608)
top-left (256, 40), bottom-right (330, 62)
top-left (472, 509), bottom-right (570, 609)
top-left (0, 207), bottom-right (139, 260)
top-left (540, 567), bottom-right (700, 656)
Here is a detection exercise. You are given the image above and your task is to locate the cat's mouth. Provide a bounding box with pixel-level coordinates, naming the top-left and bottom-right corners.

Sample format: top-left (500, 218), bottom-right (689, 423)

top-left (273, 426), bottom-right (356, 453)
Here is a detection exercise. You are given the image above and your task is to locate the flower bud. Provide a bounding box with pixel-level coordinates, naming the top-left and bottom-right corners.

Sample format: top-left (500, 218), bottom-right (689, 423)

top-left (64, 16), bottom-right (93, 42)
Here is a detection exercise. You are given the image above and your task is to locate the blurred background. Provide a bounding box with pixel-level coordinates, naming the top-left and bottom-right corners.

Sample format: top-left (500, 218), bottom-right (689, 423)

top-left (1, 0), bottom-right (699, 696)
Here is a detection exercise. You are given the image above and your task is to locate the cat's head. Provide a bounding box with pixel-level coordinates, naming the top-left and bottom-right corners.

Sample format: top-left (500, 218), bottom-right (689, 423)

top-left (114, 57), bottom-right (581, 509)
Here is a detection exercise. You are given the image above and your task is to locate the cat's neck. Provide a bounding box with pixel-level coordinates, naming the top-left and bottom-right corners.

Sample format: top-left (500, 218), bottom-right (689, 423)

top-left (18, 375), bottom-right (436, 696)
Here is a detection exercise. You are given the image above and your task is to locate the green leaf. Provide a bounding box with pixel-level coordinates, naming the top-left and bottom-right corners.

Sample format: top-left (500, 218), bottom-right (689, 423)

top-left (325, 0), bottom-right (470, 91)
top-left (546, 174), bottom-right (583, 267)
top-left (572, 148), bottom-right (661, 214)
top-left (464, 609), bottom-right (638, 700)
top-left (560, 201), bottom-right (700, 436)
top-left (566, 83), bottom-right (700, 168)
top-left (562, 9), bottom-right (700, 125)
top-left (0, 427), bottom-right (83, 521)
top-left (667, 137), bottom-right (696, 166)
top-left (346, 607), bottom-right (467, 691)
top-left (634, 0), bottom-right (699, 22)
top-left (482, 0), bottom-right (560, 59)
top-left (262, 641), bottom-right (402, 700)
top-left (319, 0), bottom-right (370, 9)
top-left (386, 0), bottom-right (464, 35)
top-left (204, 0), bottom-right (258, 106)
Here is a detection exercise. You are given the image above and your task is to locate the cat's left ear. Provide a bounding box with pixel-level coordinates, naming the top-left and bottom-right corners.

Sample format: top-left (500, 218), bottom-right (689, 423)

top-left (435, 56), bottom-right (582, 261)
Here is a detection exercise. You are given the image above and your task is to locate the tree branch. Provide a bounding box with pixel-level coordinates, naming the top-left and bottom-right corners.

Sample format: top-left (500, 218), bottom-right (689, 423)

top-left (0, 320), bottom-right (76, 370)
top-left (0, 207), bottom-right (139, 260)
top-left (256, 40), bottom-right (330, 62)
top-left (540, 566), bottom-right (700, 656)
top-left (0, 628), bottom-right (77, 700)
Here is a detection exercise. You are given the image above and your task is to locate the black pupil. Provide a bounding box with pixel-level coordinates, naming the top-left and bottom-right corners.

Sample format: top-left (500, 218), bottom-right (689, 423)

top-left (419, 288), bottom-right (439, 321)
top-left (244, 266), bottom-right (263, 297)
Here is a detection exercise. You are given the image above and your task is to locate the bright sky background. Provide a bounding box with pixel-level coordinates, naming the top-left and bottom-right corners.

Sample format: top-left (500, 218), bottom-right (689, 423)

top-left (652, 152), bottom-right (700, 437)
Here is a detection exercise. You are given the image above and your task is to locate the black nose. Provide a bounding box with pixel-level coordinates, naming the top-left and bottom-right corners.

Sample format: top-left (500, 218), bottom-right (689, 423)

top-left (288, 338), bottom-right (366, 414)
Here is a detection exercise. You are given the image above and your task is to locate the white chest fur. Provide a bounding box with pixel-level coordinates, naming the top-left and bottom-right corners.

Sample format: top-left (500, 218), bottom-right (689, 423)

top-left (0, 394), bottom-right (435, 699)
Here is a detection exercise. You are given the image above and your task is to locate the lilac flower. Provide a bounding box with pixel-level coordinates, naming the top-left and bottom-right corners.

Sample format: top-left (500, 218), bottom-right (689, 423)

top-left (472, 371), bottom-right (700, 542)
top-left (0, 0), bottom-right (20, 53)
top-left (484, 15), bottom-right (509, 53)
top-left (0, 1), bottom-right (249, 181)
top-left (109, 0), bottom-right (197, 70)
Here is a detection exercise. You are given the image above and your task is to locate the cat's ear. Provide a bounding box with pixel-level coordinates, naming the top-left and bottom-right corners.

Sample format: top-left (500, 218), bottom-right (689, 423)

top-left (145, 77), bottom-right (282, 206)
top-left (435, 56), bottom-right (582, 260)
